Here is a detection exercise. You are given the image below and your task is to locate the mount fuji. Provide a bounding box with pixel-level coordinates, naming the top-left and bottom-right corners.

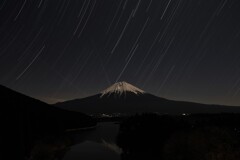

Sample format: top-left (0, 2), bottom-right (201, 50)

top-left (55, 82), bottom-right (240, 114)
top-left (100, 81), bottom-right (145, 97)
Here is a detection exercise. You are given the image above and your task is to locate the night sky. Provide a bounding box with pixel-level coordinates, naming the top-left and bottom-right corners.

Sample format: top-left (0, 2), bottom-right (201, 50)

top-left (1, 0), bottom-right (240, 105)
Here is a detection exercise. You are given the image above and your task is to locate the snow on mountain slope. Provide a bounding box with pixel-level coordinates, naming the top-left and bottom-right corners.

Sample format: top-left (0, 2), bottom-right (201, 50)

top-left (100, 81), bottom-right (145, 97)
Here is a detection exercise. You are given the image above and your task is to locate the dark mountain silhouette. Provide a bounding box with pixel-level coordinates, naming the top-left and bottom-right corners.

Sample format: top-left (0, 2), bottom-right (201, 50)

top-left (1, 84), bottom-right (96, 130)
top-left (56, 82), bottom-right (240, 114)
top-left (0, 84), bottom-right (96, 159)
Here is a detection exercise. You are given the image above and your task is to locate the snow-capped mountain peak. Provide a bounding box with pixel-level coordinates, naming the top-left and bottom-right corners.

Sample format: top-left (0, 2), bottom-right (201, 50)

top-left (100, 81), bottom-right (145, 97)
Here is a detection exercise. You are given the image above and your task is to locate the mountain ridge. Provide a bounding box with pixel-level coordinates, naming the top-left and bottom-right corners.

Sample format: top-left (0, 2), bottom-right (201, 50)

top-left (55, 82), bottom-right (240, 114)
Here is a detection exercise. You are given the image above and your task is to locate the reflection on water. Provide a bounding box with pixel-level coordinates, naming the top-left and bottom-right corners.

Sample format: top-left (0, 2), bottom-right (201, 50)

top-left (63, 141), bottom-right (120, 160)
top-left (63, 122), bottom-right (121, 160)
top-left (30, 122), bottom-right (121, 160)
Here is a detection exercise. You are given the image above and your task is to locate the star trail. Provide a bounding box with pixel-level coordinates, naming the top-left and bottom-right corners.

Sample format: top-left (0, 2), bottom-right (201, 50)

top-left (0, 0), bottom-right (240, 105)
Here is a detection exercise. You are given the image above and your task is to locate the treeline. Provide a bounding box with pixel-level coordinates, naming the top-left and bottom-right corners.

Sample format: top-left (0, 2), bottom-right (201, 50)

top-left (116, 113), bottom-right (240, 160)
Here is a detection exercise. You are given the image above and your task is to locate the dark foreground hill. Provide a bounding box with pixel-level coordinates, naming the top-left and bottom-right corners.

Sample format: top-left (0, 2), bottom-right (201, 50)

top-left (0, 85), bottom-right (96, 159)
top-left (117, 113), bottom-right (240, 160)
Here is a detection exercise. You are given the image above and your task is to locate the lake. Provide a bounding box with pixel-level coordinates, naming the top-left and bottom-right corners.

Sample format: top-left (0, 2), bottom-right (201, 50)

top-left (63, 122), bottom-right (121, 160)
top-left (30, 122), bottom-right (121, 160)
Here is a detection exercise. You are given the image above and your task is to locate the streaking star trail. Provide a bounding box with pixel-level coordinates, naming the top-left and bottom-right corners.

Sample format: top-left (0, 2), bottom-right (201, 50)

top-left (0, 0), bottom-right (240, 105)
